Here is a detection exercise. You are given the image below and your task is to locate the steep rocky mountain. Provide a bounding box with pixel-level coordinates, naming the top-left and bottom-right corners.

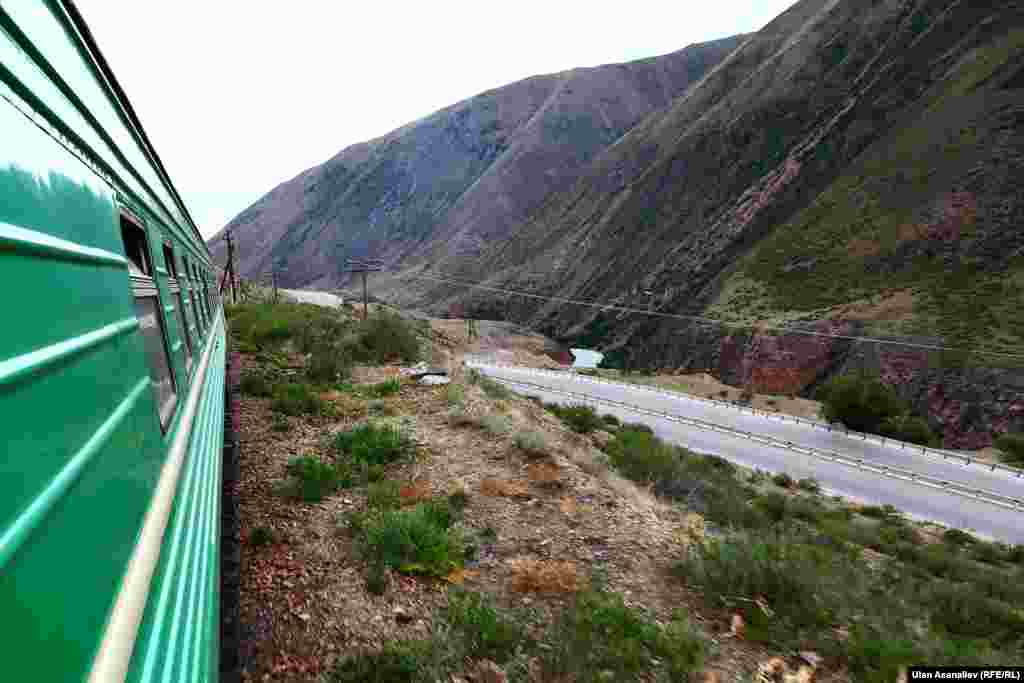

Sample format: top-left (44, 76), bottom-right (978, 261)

top-left (207, 35), bottom-right (746, 285)
top-left (396, 0), bottom-right (1024, 447)
top-left (218, 0), bottom-right (1024, 446)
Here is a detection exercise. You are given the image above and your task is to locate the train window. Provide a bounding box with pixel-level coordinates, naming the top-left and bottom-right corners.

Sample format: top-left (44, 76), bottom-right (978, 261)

top-left (164, 243), bottom-right (193, 374)
top-left (162, 243), bottom-right (178, 279)
top-left (196, 265), bottom-right (210, 323)
top-left (187, 258), bottom-right (206, 329)
top-left (121, 218), bottom-right (152, 275)
top-left (122, 215), bottom-right (177, 431)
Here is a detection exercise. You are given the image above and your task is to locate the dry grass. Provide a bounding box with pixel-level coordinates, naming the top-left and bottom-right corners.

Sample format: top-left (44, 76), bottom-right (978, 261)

top-left (399, 478), bottom-right (432, 505)
top-left (509, 559), bottom-right (582, 594)
top-left (527, 462), bottom-right (563, 487)
top-left (479, 478), bottom-right (530, 498)
top-left (825, 288), bottom-right (915, 322)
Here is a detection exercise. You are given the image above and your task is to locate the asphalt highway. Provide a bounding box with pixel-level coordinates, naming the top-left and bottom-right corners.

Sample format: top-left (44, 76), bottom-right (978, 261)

top-left (473, 364), bottom-right (1024, 543)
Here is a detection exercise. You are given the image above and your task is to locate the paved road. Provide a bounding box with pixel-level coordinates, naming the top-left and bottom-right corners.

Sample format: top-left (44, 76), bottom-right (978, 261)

top-left (280, 289), bottom-right (343, 307)
top-left (473, 364), bottom-right (1024, 542)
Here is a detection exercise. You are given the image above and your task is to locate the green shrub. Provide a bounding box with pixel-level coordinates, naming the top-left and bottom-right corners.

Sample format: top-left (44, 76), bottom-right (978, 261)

top-left (606, 427), bottom-right (681, 484)
top-left (816, 374), bottom-right (907, 433)
top-left (332, 422), bottom-right (413, 467)
top-left (548, 403), bottom-right (604, 433)
top-left (331, 640), bottom-right (434, 683)
top-left (797, 477), bottom-right (821, 493)
top-left (859, 504), bottom-right (896, 520)
top-left (270, 414), bottom-right (291, 433)
top-left (478, 413), bottom-right (511, 436)
top-left (444, 590), bottom-right (525, 663)
top-left (674, 533), bottom-right (864, 645)
top-left (249, 526), bottom-right (275, 546)
top-left (620, 421), bottom-right (653, 434)
top-left (479, 376), bottom-right (513, 400)
top-left (544, 590), bottom-right (704, 682)
top-left (771, 472), bottom-right (794, 489)
top-left (995, 433), bottom-right (1024, 465)
top-left (367, 480), bottom-right (402, 510)
top-left (271, 382), bottom-right (328, 416)
top-left (968, 541), bottom-right (1005, 565)
top-left (306, 343), bottom-right (352, 383)
top-left (601, 413), bottom-right (620, 427)
top-left (943, 528), bottom-right (975, 546)
top-left (445, 383), bottom-right (465, 407)
top-left (513, 431), bottom-right (547, 455)
top-left (240, 371), bottom-right (274, 397)
top-left (344, 310), bottom-right (422, 364)
top-left (879, 414), bottom-right (938, 446)
top-left (365, 377), bottom-right (401, 398)
top-left (846, 626), bottom-right (920, 683)
top-left (447, 488), bottom-right (469, 513)
top-left (359, 500), bottom-right (464, 576)
top-left (283, 455), bottom-right (351, 502)
top-left (924, 580), bottom-right (1024, 645)
top-left (754, 492), bottom-right (790, 523)
top-left (365, 561), bottom-right (388, 596)
top-left (229, 301), bottom-right (346, 351)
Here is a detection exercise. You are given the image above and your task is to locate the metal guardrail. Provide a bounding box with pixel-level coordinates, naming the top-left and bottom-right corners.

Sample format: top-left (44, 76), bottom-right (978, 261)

top-left (483, 373), bottom-right (1024, 514)
top-left (466, 360), bottom-right (1024, 479)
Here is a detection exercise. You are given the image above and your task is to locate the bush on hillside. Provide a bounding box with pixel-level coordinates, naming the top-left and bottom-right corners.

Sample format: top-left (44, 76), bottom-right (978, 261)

top-left (271, 382), bottom-right (329, 416)
top-left (228, 301), bottom-right (346, 350)
top-left (546, 403), bottom-right (604, 433)
top-left (879, 414), bottom-right (938, 447)
top-left (345, 310), bottom-right (421, 364)
top-left (331, 422), bottom-right (413, 467)
top-left (816, 374), bottom-right (907, 433)
top-left (306, 342), bottom-right (353, 383)
top-left (995, 433), bottom-right (1024, 466)
top-left (240, 371), bottom-right (274, 397)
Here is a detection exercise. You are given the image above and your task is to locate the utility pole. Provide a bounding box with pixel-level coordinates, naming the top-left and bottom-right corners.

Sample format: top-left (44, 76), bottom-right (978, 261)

top-left (220, 228), bottom-right (237, 304)
top-left (271, 265), bottom-right (279, 303)
top-left (346, 257), bottom-right (383, 320)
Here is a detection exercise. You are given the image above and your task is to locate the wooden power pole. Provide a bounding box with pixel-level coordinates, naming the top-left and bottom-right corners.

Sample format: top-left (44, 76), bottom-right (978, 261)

top-left (220, 228), bottom-right (238, 304)
top-left (346, 257), bottom-right (383, 320)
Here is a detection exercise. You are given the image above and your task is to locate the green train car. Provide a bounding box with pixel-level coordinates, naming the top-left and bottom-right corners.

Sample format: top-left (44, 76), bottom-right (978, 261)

top-left (1, 2), bottom-right (227, 680)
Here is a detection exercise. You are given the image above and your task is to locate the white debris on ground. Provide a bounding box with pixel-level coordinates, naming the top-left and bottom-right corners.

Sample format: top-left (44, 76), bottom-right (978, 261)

top-left (418, 375), bottom-right (451, 385)
top-left (399, 362), bottom-right (430, 376)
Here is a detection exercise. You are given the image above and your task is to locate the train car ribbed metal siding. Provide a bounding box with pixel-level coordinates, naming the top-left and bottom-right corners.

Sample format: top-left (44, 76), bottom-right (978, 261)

top-left (1, 2), bottom-right (224, 680)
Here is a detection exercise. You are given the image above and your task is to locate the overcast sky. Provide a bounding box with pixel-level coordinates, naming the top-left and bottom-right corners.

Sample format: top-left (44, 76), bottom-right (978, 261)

top-left (78, 1), bottom-right (796, 240)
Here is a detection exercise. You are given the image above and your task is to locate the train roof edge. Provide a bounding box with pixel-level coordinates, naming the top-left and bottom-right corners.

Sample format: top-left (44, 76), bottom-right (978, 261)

top-left (55, 0), bottom-right (207, 252)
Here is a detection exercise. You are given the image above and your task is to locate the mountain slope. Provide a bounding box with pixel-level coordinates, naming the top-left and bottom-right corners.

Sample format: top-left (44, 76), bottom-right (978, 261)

top-left (207, 35), bottom-right (746, 285)
top-left (397, 0), bottom-right (1024, 446)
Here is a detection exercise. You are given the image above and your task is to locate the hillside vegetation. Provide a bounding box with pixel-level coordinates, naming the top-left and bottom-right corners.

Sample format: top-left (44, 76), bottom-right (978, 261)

top-left (231, 301), bottom-right (1024, 682)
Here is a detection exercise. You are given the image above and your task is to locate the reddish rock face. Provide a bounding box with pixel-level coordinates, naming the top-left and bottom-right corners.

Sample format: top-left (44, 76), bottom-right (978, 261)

top-left (713, 323), bottom-right (1022, 449)
top-left (717, 321), bottom-right (851, 395)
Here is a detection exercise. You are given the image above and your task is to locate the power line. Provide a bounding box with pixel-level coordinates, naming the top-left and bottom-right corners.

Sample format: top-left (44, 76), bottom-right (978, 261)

top-left (399, 271), bottom-right (1024, 360)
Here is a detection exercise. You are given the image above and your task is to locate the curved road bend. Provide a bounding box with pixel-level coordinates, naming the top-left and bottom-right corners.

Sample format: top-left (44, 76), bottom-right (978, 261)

top-left (477, 368), bottom-right (1024, 543)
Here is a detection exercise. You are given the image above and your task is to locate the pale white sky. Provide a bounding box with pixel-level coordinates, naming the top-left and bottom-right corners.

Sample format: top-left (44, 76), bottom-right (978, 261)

top-left (77, 1), bottom-right (796, 239)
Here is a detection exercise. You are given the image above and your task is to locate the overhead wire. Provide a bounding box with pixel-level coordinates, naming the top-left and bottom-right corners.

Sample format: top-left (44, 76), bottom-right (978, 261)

top-left (398, 270), bottom-right (1024, 360)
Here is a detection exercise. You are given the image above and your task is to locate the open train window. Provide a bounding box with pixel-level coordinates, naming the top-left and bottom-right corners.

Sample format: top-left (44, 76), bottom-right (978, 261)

top-left (164, 243), bottom-right (193, 374)
top-left (122, 214), bottom-right (177, 431)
